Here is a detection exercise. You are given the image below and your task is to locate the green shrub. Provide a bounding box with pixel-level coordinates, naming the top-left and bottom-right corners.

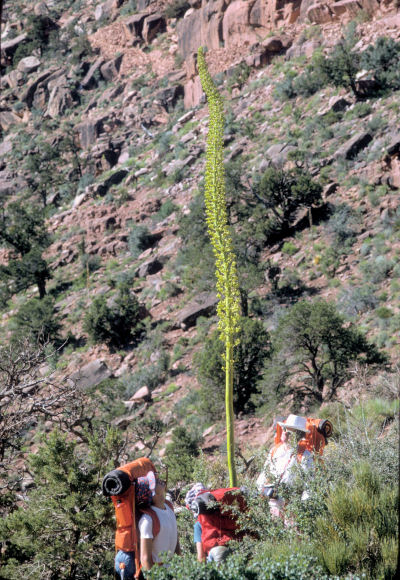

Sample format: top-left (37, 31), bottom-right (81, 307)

top-left (122, 350), bottom-right (170, 397)
top-left (13, 14), bottom-right (56, 65)
top-left (315, 461), bottom-right (398, 578)
top-left (153, 200), bottom-right (179, 222)
top-left (12, 296), bottom-right (61, 345)
top-left (0, 429), bottom-right (119, 579)
top-left (281, 241), bottom-right (298, 256)
top-left (360, 36), bottom-right (400, 91)
top-left (165, 427), bottom-right (200, 487)
top-left (164, 0), bottom-right (190, 19)
top-left (254, 167), bottom-right (323, 235)
top-left (261, 299), bottom-right (386, 405)
top-left (195, 317), bottom-right (270, 420)
top-left (338, 284), bottom-right (378, 317)
top-left (83, 283), bottom-right (144, 347)
top-left (128, 224), bottom-right (153, 258)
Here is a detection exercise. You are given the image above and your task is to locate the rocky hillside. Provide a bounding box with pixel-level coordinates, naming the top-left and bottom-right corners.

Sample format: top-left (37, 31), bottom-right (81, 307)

top-left (1, 0), bottom-right (400, 459)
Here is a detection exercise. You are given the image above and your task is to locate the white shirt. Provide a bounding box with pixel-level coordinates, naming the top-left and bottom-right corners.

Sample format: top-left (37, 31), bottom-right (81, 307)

top-left (256, 443), bottom-right (314, 490)
top-left (138, 503), bottom-right (177, 563)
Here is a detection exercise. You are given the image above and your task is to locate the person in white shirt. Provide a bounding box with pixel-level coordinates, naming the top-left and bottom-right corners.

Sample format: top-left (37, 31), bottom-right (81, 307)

top-left (138, 476), bottom-right (181, 570)
top-left (256, 414), bottom-right (314, 518)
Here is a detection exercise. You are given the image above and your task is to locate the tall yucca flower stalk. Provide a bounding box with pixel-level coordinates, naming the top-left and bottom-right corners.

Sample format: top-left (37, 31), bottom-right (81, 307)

top-left (197, 47), bottom-right (241, 487)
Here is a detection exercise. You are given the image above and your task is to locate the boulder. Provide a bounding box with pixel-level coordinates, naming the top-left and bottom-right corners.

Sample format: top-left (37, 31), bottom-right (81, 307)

top-left (176, 292), bottom-right (218, 330)
top-left (17, 56), bottom-right (41, 74)
top-left (137, 0), bottom-right (152, 9)
top-left (1, 33), bottom-right (27, 61)
top-left (154, 85), bottom-right (184, 112)
top-left (0, 110), bottom-right (21, 132)
top-left (113, 414), bottom-right (137, 429)
top-left (0, 138), bottom-right (13, 157)
top-left (0, 172), bottom-right (24, 198)
top-left (20, 68), bottom-right (59, 108)
top-left (286, 39), bottom-right (320, 60)
top-left (335, 131), bottom-right (373, 160)
top-left (100, 54), bottom-right (123, 82)
top-left (130, 385), bottom-right (151, 403)
top-left (306, 3), bottom-right (334, 24)
top-left (136, 256), bottom-right (165, 278)
top-left (123, 13), bottom-right (147, 42)
top-left (143, 14), bottom-right (166, 44)
top-left (34, 2), bottom-right (50, 16)
top-left (183, 76), bottom-right (203, 109)
top-left (81, 57), bottom-right (105, 90)
top-left (32, 85), bottom-right (48, 111)
top-left (331, 0), bottom-right (366, 19)
top-left (323, 182), bottom-right (338, 199)
top-left (91, 139), bottom-right (120, 170)
top-left (46, 85), bottom-right (74, 118)
top-left (72, 191), bottom-right (89, 208)
top-left (76, 117), bottom-right (107, 148)
top-left (386, 133), bottom-right (400, 157)
top-left (96, 169), bottom-right (128, 196)
top-left (318, 96), bottom-right (350, 116)
top-left (177, 8), bottom-right (202, 59)
top-left (265, 142), bottom-right (296, 166)
top-left (262, 35), bottom-right (292, 52)
top-left (95, 0), bottom-right (122, 21)
top-left (223, 1), bottom-right (256, 50)
top-left (71, 360), bottom-right (112, 390)
top-left (4, 69), bottom-right (24, 88)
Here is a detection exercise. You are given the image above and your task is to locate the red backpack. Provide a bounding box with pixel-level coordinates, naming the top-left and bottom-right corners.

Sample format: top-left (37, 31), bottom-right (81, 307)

top-left (197, 488), bottom-right (247, 555)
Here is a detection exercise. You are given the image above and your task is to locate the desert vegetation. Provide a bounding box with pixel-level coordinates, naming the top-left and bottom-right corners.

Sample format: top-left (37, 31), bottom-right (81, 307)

top-left (0, 0), bottom-right (399, 578)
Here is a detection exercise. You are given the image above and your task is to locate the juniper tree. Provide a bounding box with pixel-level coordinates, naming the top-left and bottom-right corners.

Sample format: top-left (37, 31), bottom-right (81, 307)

top-left (0, 203), bottom-right (51, 300)
top-left (261, 299), bottom-right (387, 406)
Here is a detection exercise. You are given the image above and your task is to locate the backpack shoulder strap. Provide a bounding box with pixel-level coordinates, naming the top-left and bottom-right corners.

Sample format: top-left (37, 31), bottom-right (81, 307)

top-left (140, 501), bottom-right (174, 539)
top-left (140, 507), bottom-right (160, 538)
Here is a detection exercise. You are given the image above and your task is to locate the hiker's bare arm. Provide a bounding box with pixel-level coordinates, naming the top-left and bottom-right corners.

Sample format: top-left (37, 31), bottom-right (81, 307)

top-left (140, 537), bottom-right (154, 570)
top-left (175, 537), bottom-right (181, 556)
top-left (196, 542), bottom-right (205, 562)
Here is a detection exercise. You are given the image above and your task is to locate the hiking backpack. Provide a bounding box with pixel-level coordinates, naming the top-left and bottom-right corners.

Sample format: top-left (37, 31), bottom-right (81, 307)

top-left (103, 457), bottom-right (157, 579)
top-left (195, 487), bottom-right (247, 555)
top-left (272, 417), bottom-right (333, 461)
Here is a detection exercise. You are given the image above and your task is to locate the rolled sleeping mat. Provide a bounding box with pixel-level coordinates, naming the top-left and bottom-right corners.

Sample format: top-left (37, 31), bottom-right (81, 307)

top-left (318, 419), bottom-right (333, 439)
top-left (102, 469), bottom-right (132, 496)
top-left (191, 492), bottom-right (217, 517)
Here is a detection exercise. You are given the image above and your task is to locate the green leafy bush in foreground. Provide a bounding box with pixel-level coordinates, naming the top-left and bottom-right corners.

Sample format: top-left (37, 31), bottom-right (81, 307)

top-left (145, 551), bottom-right (326, 580)
top-left (84, 282), bottom-right (145, 347)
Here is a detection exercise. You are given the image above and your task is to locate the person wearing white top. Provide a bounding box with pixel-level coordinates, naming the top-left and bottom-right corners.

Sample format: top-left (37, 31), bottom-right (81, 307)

top-left (256, 414), bottom-right (314, 517)
top-left (138, 477), bottom-right (180, 570)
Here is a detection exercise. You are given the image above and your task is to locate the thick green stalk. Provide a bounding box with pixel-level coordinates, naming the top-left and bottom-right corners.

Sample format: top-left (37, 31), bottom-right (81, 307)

top-left (197, 47), bottom-right (240, 487)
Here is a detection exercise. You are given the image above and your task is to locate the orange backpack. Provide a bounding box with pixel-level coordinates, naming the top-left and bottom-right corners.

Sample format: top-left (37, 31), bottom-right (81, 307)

top-left (271, 417), bottom-right (333, 462)
top-left (104, 457), bottom-right (156, 578)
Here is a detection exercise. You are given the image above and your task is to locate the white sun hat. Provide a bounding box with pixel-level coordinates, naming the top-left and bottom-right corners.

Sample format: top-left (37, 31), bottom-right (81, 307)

top-left (278, 414), bottom-right (308, 432)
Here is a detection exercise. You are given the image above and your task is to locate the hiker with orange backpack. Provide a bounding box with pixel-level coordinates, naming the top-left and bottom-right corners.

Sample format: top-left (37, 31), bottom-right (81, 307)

top-left (256, 414), bottom-right (332, 518)
top-left (137, 472), bottom-right (181, 570)
top-left (102, 457), bottom-right (180, 579)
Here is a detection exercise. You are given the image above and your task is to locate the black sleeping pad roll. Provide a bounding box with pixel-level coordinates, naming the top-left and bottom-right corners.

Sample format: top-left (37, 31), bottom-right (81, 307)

top-left (102, 469), bottom-right (131, 496)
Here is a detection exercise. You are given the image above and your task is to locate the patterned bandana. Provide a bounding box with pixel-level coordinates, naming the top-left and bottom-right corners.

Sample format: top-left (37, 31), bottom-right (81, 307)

top-left (185, 482), bottom-right (208, 509)
top-left (135, 471), bottom-right (156, 507)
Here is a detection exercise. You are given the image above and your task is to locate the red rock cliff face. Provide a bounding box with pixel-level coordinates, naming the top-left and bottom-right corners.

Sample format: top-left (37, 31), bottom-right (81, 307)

top-left (177, 0), bottom-right (395, 107)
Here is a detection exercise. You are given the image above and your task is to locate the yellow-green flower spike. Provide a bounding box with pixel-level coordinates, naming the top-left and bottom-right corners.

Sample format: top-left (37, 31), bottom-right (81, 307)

top-left (198, 47), bottom-right (241, 487)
